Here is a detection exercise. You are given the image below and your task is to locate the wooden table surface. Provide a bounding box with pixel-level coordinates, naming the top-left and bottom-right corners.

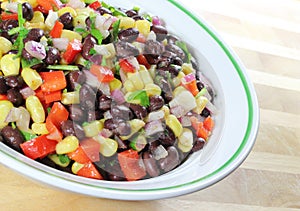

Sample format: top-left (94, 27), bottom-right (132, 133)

top-left (1, 0), bottom-right (300, 210)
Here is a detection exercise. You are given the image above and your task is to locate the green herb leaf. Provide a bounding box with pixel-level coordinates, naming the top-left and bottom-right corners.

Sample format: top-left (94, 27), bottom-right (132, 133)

top-left (58, 154), bottom-right (71, 164)
top-left (74, 27), bottom-right (89, 38)
top-left (126, 90), bottom-right (150, 107)
top-left (21, 58), bottom-right (42, 69)
top-left (8, 27), bottom-right (21, 36)
top-left (47, 65), bottom-right (80, 71)
top-left (21, 130), bottom-right (38, 141)
top-left (112, 19), bottom-right (120, 41)
top-left (89, 48), bottom-right (97, 55)
top-left (91, 29), bottom-right (103, 45)
top-left (175, 41), bottom-right (192, 63)
top-left (47, 107), bottom-right (52, 114)
top-left (11, 122), bottom-right (17, 129)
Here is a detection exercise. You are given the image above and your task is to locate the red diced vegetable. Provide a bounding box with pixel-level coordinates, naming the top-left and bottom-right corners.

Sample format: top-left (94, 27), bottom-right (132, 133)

top-left (67, 146), bottom-right (91, 164)
top-left (80, 138), bottom-right (101, 162)
top-left (90, 64), bottom-right (115, 82)
top-left (37, 0), bottom-right (63, 12)
top-left (89, 1), bottom-right (101, 10)
top-left (137, 54), bottom-right (151, 69)
top-left (44, 90), bottom-right (62, 104)
top-left (1, 12), bottom-right (18, 20)
top-left (63, 39), bottom-right (82, 64)
top-left (119, 58), bottom-right (135, 73)
top-left (203, 116), bottom-right (214, 131)
top-left (40, 71), bottom-right (67, 92)
top-left (77, 162), bottom-right (103, 180)
top-left (118, 149), bottom-right (146, 181)
top-left (0, 94), bottom-right (8, 101)
top-left (196, 122), bottom-right (209, 140)
top-left (20, 135), bottom-right (57, 160)
top-left (46, 117), bottom-right (63, 141)
top-left (50, 21), bottom-right (64, 38)
top-left (181, 73), bottom-right (199, 96)
top-left (47, 102), bottom-right (69, 128)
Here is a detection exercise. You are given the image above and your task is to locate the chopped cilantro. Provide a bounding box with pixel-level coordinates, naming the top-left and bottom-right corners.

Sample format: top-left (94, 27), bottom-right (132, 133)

top-left (91, 29), bottom-right (103, 45)
top-left (112, 19), bottom-right (120, 41)
top-left (58, 154), bottom-right (70, 164)
top-left (21, 130), bottom-right (38, 141)
top-left (47, 65), bottom-right (80, 71)
top-left (89, 48), bottom-right (97, 55)
top-left (21, 58), bottom-right (42, 69)
top-left (126, 90), bottom-right (150, 107)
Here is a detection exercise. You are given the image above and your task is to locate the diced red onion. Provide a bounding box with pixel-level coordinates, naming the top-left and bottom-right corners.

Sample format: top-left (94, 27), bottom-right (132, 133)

top-left (99, 128), bottom-right (113, 138)
top-left (170, 105), bottom-right (185, 118)
top-left (126, 56), bottom-right (140, 71)
top-left (153, 145), bottom-right (168, 160)
top-left (145, 120), bottom-right (164, 137)
top-left (20, 87), bottom-right (35, 99)
top-left (52, 38), bottom-right (69, 51)
top-left (25, 41), bottom-right (46, 60)
top-left (111, 89), bottom-right (125, 104)
top-left (6, 2), bottom-right (18, 13)
top-left (98, 81), bottom-right (110, 96)
top-left (67, 0), bottom-right (85, 9)
top-left (83, 69), bottom-right (100, 88)
top-left (152, 16), bottom-right (161, 25)
top-left (180, 115), bottom-right (192, 127)
top-left (119, 69), bottom-right (127, 84)
top-left (5, 107), bottom-right (32, 132)
top-left (182, 73), bottom-right (196, 84)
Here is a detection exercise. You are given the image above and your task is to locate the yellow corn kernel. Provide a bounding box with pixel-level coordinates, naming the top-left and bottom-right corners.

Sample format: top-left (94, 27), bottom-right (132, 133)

top-left (182, 63), bottom-right (195, 75)
top-left (166, 114), bottom-right (183, 137)
top-left (0, 37), bottom-right (12, 54)
top-left (144, 83), bottom-right (161, 96)
top-left (61, 30), bottom-right (82, 42)
top-left (119, 17), bottom-right (135, 29)
top-left (0, 51), bottom-right (3, 61)
top-left (94, 136), bottom-right (118, 157)
top-left (72, 162), bottom-right (84, 174)
top-left (61, 92), bottom-right (80, 105)
top-left (24, 22), bottom-right (46, 30)
top-left (21, 67), bottom-right (43, 90)
top-left (0, 100), bottom-right (13, 129)
top-left (193, 96), bottom-right (208, 114)
top-left (83, 121), bottom-right (103, 137)
top-left (139, 68), bottom-right (153, 85)
top-left (73, 14), bottom-right (89, 28)
top-left (26, 0), bottom-right (38, 8)
top-left (173, 86), bottom-right (187, 97)
top-left (135, 19), bottom-right (151, 36)
top-left (109, 78), bottom-right (122, 91)
top-left (178, 128), bottom-right (193, 153)
top-left (26, 96), bottom-right (45, 123)
top-left (173, 71), bottom-right (185, 87)
top-left (0, 1), bottom-right (8, 10)
top-left (75, 7), bottom-right (94, 16)
top-left (30, 11), bottom-right (45, 23)
top-left (120, 119), bottom-right (145, 140)
top-left (48, 154), bottom-right (70, 167)
top-left (148, 65), bottom-right (156, 79)
top-left (161, 105), bottom-right (170, 117)
top-left (58, 6), bottom-right (77, 17)
top-left (56, 136), bottom-right (79, 154)
top-left (32, 123), bottom-right (49, 135)
top-left (123, 80), bottom-right (135, 92)
top-left (0, 54), bottom-right (20, 76)
top-left (127, 72), bottom-right (144, 90)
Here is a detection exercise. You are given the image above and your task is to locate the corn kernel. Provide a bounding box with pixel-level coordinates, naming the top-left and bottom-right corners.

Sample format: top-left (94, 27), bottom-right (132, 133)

top-left (74, 54), bottom-right (87, 66)
top-left (94, 136), bottom-right (118, 157)
top-left (109, 78), bottom-right (122, 91)
top-left (21, 67), bottom-right (43, 90)
top-left (166, 114), bottom-right (183, 137)
top-left (56, 136), bottom-right (79, 154)
top-left (173, 71), bottom-right (185, 87)
top-left (178, 141), bottom-right (193, 153)
top-left (0, 54), bottom-right (20, 76)
top-left (73, 14), bottom-right (89, 28)
top-left (119, 17), bottom-right (135, 29)
top-left (30, 11), bottom-right (45, 23)
top-left (173, 86), bottom-right (187, 97)
top-left (27, 0), bottom-right (38, 8)
top-left (139, 69), bottom-right (153, 85)
top-left (178, 128), bottom-right (193, 147)
top-left (83, 121), bottom-right (103, 137)
top-left (24, 22), bottom-right (46, 30)
top-left (72, 161), bottom-right (84, 174)
top-left (161, 105), bottom-right (170, 117)
top-left (127, 72), bottom-right (144, 90)
top-left (0, 37), bottom-right (12, 54)
top-left (182, 63), bottom-right (195, 75)
top-left (0, 100), bottom-right (13, 129)
top-left (193, 96), bottom-right (208, 114)
top-left (26, 96), bottom-right (45, 123)
top-left (75, 7), bottom-right (94, 16)
top-left (32, 123), bottom-right (49, 135)
top-left (61, 30), bottom-right (82, 42)
top-left (48, 154), bottom-right (70, 167)
top-left (123, 80), bottom-right (135, 92)
top-left (135, 19), bottom-right (151, 36)
top-left (58, 6), bottom-right (77, 17)
top-left (144, 83), bottom-right (161, 96)
top-left (61, 92), bottom-right (80, 105)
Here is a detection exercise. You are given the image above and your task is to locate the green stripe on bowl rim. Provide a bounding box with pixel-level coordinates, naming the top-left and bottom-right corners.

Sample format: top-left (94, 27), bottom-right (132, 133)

top-left (0, 0), bottom-right (258, 194)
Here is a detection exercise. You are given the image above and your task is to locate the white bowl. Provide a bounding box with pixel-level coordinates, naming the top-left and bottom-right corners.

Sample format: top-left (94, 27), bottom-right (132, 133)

top-left (0, 0), bottom-right (259, 200)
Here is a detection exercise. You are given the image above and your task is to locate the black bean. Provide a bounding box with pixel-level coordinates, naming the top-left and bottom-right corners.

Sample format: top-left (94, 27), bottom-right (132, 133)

top-left (158, 146), bottom-right (180, 172)
top-left (118, 28), bottom-right (139, 42)
top-left (129, 104), bottom-right (148, 119)
top-left (22, 2), bottom-right (34, 21)
top-left (97, 7), bottom-right (112, 15)
top-left (0, 76), bottom-right (9, 94)
top-left (200, 107), bottom-right (210, 118)
top-left (1, 126), bottom-right (24, 152)
top-left (166, 34), bottom-right (179, 44)
top-left (79, 84), bottom-right (97, 110)
top-left (144, 40), bottom-right (164, 56)
top-left (165, 44), bottom-right (186, 61)
top-left (7, 88), bottom-right (23, 107)
top-left (158, 126), bottom-right (176, 147)
top-left (5, 76), bottom-right (24, 88)
top-left (24, 28), bottom-right (44, 43)
top-left (151, 25), bottom-right (168, 41)
top-left (44, 47), bottom-right (61, 65)
top-left (22, 48), bottom-right (34, 60)
top-left (69, 105), bottom-right (85, 122)
top-left (59, 12), bottom-right (73, 30)
top-left (81, 34), bottom-right (97, 60)
top-left (132, 15), bottom-right (144, 21)
top-left (144, 54), bottom-right (160, 65)
top-left (86, 110), bottom-right (103, 122)
top-left (191, 137), bottom-right (206, 152)
top-left (66, 71), bottom-right (86, 91)
top-left (148, 140), bottom-right (160, 154)
top-left (142, 151), bottom-right (160, 177)
top-left (110, 105), bottom-right (133, 120)
top-left (148, 95), bottom-right (164, 112)
top-left (114, 121), bottom-right (131, 136)
top-left (115, 41), bottom-right (139, 58)
top-left (61, 120), bottom-right (85, 140)
top-left (197, 81), bottom-right (205, 91)
top-left (98, 95), bottom-right (112, 111)
top-left (104, 119), bottom-right (117, 130)
top-left (125, 9), bottom-right (138, 17)
top-left (0, 19), bottom-right (18, 41)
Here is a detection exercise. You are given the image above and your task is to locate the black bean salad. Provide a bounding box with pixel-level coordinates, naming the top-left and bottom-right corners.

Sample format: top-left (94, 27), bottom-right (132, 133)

top-left (0, 0), bottom-right (217, 181)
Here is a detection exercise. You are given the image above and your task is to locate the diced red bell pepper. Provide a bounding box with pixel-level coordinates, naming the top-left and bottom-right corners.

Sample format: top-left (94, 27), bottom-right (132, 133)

top-left (44, 90), bottom-right (62, 104)
top-left (34, 5), bottom-right (49, 14)
top-left (190, 116), bottom-right (210, 140)
top-left (118, 149), bottom-right (146, 181)
top-left (77, 161), bottom-right (103, 180)
top-left (46, 117), bottom-right (63, 141)
top-left (181, 74), bottom-right (199, 96)
top-left (47, 102), bottom-right (69, 128)
top-left (0, 94), bottom-right (8, 101)
top-left (63, 39), bottom-right (82, 64)
top-left (90, 64), bottom-right (115, 83)
top-left (136, 33), bottom-right (146, 43)
top-left (137, 54), bottom-right (151, 69)
top-left (1, 12), bottom-right (18, 20)
top-left (80, 138), bottom-right (101, 162)
top-left (89, 1), bottom-right (102, 10)
top-left (119, 59), bottom-right (135, 73)
top-left (37, 0), bottom-right (63, 12)
top-left (67, 146), bottom-right (91, 164)
top-left (203, 116), bottom-right (214, 131)
top-left (50, 21), bottom-right (64, 38)
top-left (20, 135), bottom-right (57, 160)
top-left (40, 71), bottom-right (67, 92)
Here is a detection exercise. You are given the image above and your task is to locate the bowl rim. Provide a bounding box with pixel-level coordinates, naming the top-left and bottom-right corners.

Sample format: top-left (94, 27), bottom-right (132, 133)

top-left (0, 0), bottom-right (259, 200)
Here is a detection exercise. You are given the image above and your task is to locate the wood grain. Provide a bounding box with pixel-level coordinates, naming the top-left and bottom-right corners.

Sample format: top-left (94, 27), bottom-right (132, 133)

top-left (0, 0), bottom-right (300, 210)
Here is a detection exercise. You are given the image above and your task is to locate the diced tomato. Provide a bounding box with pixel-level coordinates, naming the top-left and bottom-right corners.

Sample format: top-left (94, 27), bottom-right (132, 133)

top-left (44, 90), bottom-right (62, 104)
top-left (37, 0), bottom-right (63, 12)
top-left (118, 149), bottom-right (146, 181)
top-left (63, 39), bottom-right (82, 64)
top-left (0, 94), bottom-right (8, 101)
top-left (80, 138), bottom-right (101, 162)
top-left (119, 59), bottom-right (135, 73)
top-left (50, 21), bottom-right (64, 38)
top-left (90, 64), bottom-right (115, 83)
top-left (137, 54), bottom-right (151, 69)
top-left (89, 1), bottom-right (101, 10)
top-left (1, 12), bottom-right (18, 20)
top-left (67, 146), bottom-right (91, 164)
top-left (77, 162), bottom-right (103, 180)
top-left (20, 135), bottom-right (57, 160)
top-left (40, 71), bottom-right (67, 92)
